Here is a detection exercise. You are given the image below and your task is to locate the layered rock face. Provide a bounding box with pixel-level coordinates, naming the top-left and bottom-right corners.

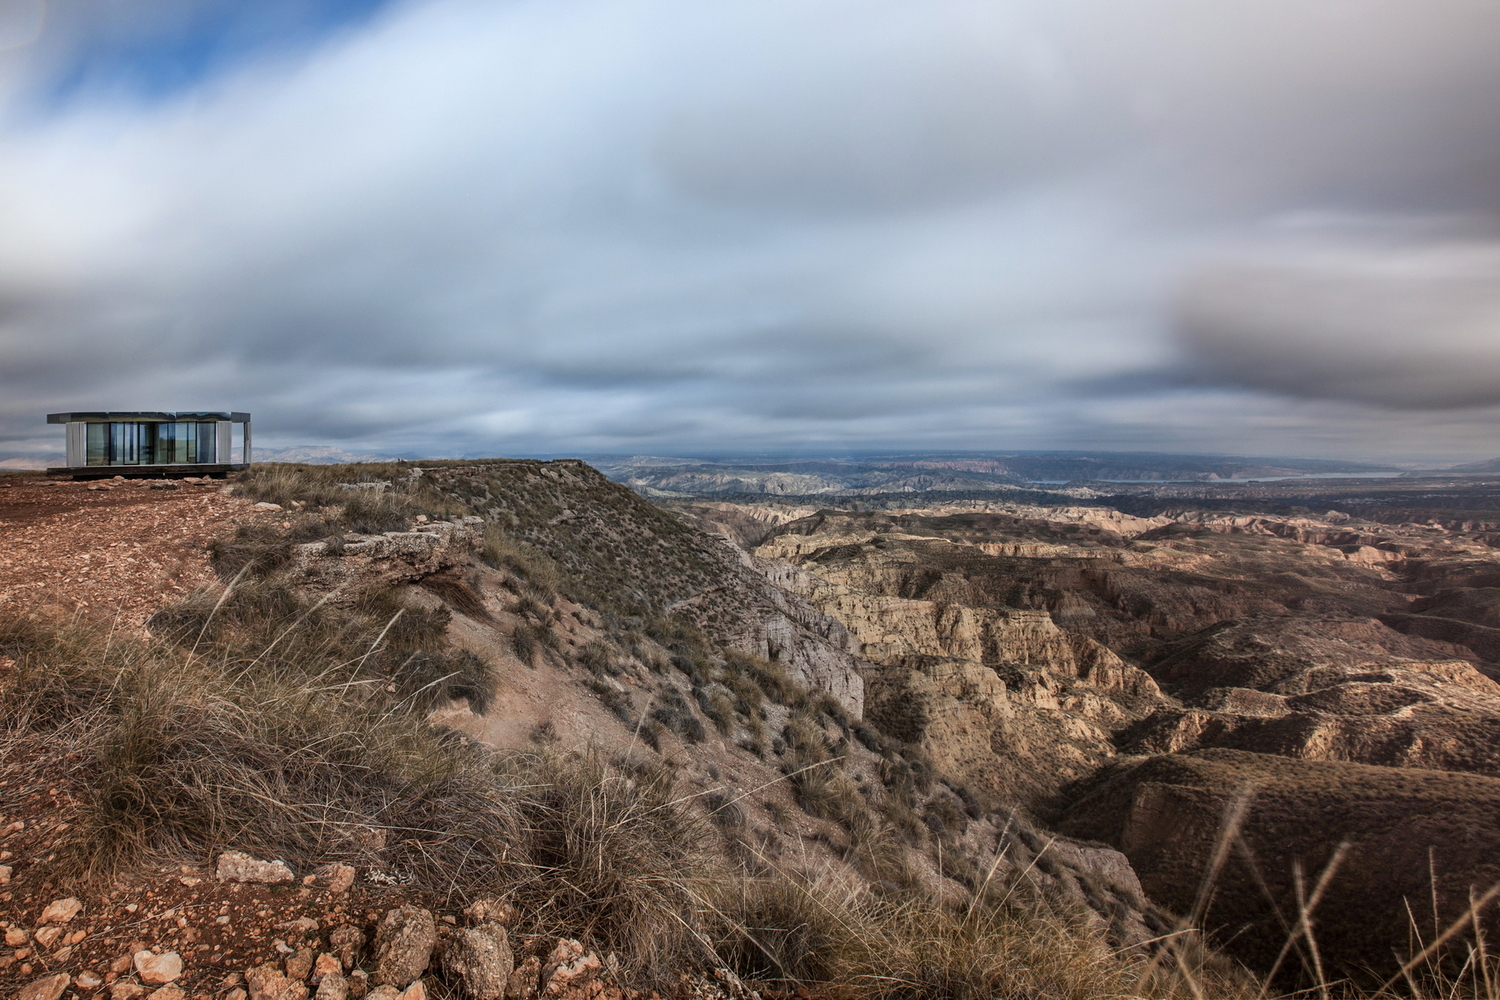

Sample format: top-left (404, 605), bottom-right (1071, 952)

top-left (738, 512), bottom-right (1165, 808)
top-left (1122, 616), bottom-right (1500, 775)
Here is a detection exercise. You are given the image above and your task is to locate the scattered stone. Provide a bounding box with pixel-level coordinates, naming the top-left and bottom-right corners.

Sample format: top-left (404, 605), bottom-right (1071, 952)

top-left (444, 923), bottom-right (512, 1000)
top-left (254, 501), bottom-right (284, 510)
top-left (347, 969), bottom-right (370, 1000)
top-left (373, 906), bottom-right (437, 987)
top-left (18, 972), bottom-right (70, 1000)
top-left (508, 956), bottom-right (541, 1000)
top-left (33, 926), bottom-right (63, 949)
top-left (135, 950), bottom-right (184, 985)
top-left (541, 940), bottom-right (601, 997)
top-left (148, 481), bottom-right (180, 490)
top-left (364, 989), bottom-right (400, 1000)
top-left (227, 991), bottom-right (248, 1000)
top-left (398, 982), bottom-right (425, 1000)
top-left (247, 963), bottom-right (299, 1000)
top-left (314, 972), bottom-right (349, 1000)
top-left (147, 988), bottom-right (186, 1000)
top-left (287, 948), bottom-right (316, 982)
top-left (217, 850), bottom-right (295, 883)
top-left (461, 898), bottom-right (517, 926)
top-left (111, 954), bottom-right (135, 974)
top-left (77, 972), bottom-right (104, 989)
top-left (280, 917), bottom-right (320, 935)
top-left (5, 927), bottom-right (29, 946)
top-left (0, 864), bottom-right (11, 884)
top-left (329, 925), bottom-right (366, 970)
top-left (39, 897), bottom-right (84, 924)
top-left (311, 953), bottom-right (342, 985)
top-left (110, 983), bottom-right (148, 1000)
top-left (178, 876), bottom-right (201, 886)
top-left (324, 864), bottom-right (356, 894)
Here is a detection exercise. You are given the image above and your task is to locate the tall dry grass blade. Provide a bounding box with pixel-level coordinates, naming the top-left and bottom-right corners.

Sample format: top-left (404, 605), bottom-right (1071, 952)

top-left (1260, 840), bottom-right (1348, 996)
top-left (1192, 787), bottom-right (1254, 928)
top-left (188, 561), bottom-right (254, 656)
top-left (1379, 880), bottom-right (1500, 995)
top-left (1291, 861), bottom-right (1330, 1000)
top-left (356, 608), bottom-right (405, 670)
top-left (1470, 884), bottom-right (1494, 999)
top-left (965, 813), bottom-right (1014, 921)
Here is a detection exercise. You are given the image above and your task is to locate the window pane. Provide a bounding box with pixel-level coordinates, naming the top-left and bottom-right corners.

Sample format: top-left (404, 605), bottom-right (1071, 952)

top-left (197, 422), bottom-right (216, 463)
top-left (110, 423), bottom-right (139, 465)
top-left (87, 425), bottom-right (107, 465)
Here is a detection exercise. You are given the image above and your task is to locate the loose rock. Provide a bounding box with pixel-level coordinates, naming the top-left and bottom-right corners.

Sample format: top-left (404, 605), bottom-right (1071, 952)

top-left (329, 925), bottom-right (366, 970)
top-left (135, 950), bottom-right (185, 985)
top-left (312, 953), bottom-right (342, 984)
top-left (18, 972), bottom-right (70, 1000)
top-left (217, 850), bottom-right (295, 884)
top-left (541, 940), bottom-right (601, 997)
top-left (373, 906), bottom-right (437, 987)
top-left (507, 956), bottom-right (541, 1000)
top-left (110, 983), bottom-right (148, 1000)
top-left (315, 971), bottom-right (349, 1000)
top-left (444, 924), bottom-right (512, 1000)
top-left (33, 926), bottom-right (63, 948)
top-left (462, 898), bottom-right (517, 926)
top-left (39, 896), bottom-right (84, 924)
top-left (0, 864), bottom-right (11, 883)
top-left (287, 947), bottom-right (316, 981)
top-left (324, 863), bottom-right (357, 894)
top-left (147, 988), bottom-right (186, 1000)
top-left (247, 963), bottom-right (306, 1000)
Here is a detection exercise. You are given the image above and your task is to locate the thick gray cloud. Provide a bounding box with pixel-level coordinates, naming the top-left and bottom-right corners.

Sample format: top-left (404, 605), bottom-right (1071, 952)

top-left (1179, 243), bottom-right (1500, 409)
top-left (3, 0), bottom-right (1500, 460)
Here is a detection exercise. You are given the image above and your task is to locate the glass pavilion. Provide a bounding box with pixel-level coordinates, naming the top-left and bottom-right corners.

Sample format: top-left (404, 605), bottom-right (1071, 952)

top-left (47, 411), bottom-right (251, 478)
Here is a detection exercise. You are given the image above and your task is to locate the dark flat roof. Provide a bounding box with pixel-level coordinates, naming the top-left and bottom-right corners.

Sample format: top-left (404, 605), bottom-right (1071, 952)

top-left (47, 411), bottom-right (251, 423)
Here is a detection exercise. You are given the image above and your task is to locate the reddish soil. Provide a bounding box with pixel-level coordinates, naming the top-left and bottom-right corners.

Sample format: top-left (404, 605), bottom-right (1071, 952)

top-left (0, 477), bottom-right (257, 630)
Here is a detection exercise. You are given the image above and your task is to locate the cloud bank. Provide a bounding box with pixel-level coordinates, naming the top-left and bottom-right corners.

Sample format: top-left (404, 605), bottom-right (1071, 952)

top-left (2, 0), bottom-right (1500, 460)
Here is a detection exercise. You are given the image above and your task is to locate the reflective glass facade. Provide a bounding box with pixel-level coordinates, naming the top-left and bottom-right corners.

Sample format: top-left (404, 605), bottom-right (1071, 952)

top-left (84, 421), bottom-right (218, 466)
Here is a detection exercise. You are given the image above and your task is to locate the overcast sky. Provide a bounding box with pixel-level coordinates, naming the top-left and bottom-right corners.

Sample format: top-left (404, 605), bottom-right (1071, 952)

top-left (3, 0), bottom-right (1500, 462)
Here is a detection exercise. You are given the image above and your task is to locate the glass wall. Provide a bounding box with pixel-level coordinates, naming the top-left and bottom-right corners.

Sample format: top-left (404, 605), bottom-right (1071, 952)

top-left (85, 422), bottom-right (219, 465)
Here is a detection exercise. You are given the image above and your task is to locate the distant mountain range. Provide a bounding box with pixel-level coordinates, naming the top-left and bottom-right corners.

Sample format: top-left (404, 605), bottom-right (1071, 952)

top-left (1446, 457), bottom-right (1500, 474)
top-left (590, 451), bottom-right (1407, 496)
top-left (253, 445), bottom-right (403, 464)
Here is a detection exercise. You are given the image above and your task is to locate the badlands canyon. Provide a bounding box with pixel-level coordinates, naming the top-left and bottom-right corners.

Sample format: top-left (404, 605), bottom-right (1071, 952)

top-left (670, 468), bottom-right (1500, 983)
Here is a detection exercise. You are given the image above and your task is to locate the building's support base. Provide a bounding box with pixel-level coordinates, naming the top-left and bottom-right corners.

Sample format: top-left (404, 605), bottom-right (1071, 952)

top-left (46, 464), bottom-right (251, 481)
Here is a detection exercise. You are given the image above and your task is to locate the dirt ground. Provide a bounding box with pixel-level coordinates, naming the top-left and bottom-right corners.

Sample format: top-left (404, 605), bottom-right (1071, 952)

top-left (0, 476), bottom-right (257, 630)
